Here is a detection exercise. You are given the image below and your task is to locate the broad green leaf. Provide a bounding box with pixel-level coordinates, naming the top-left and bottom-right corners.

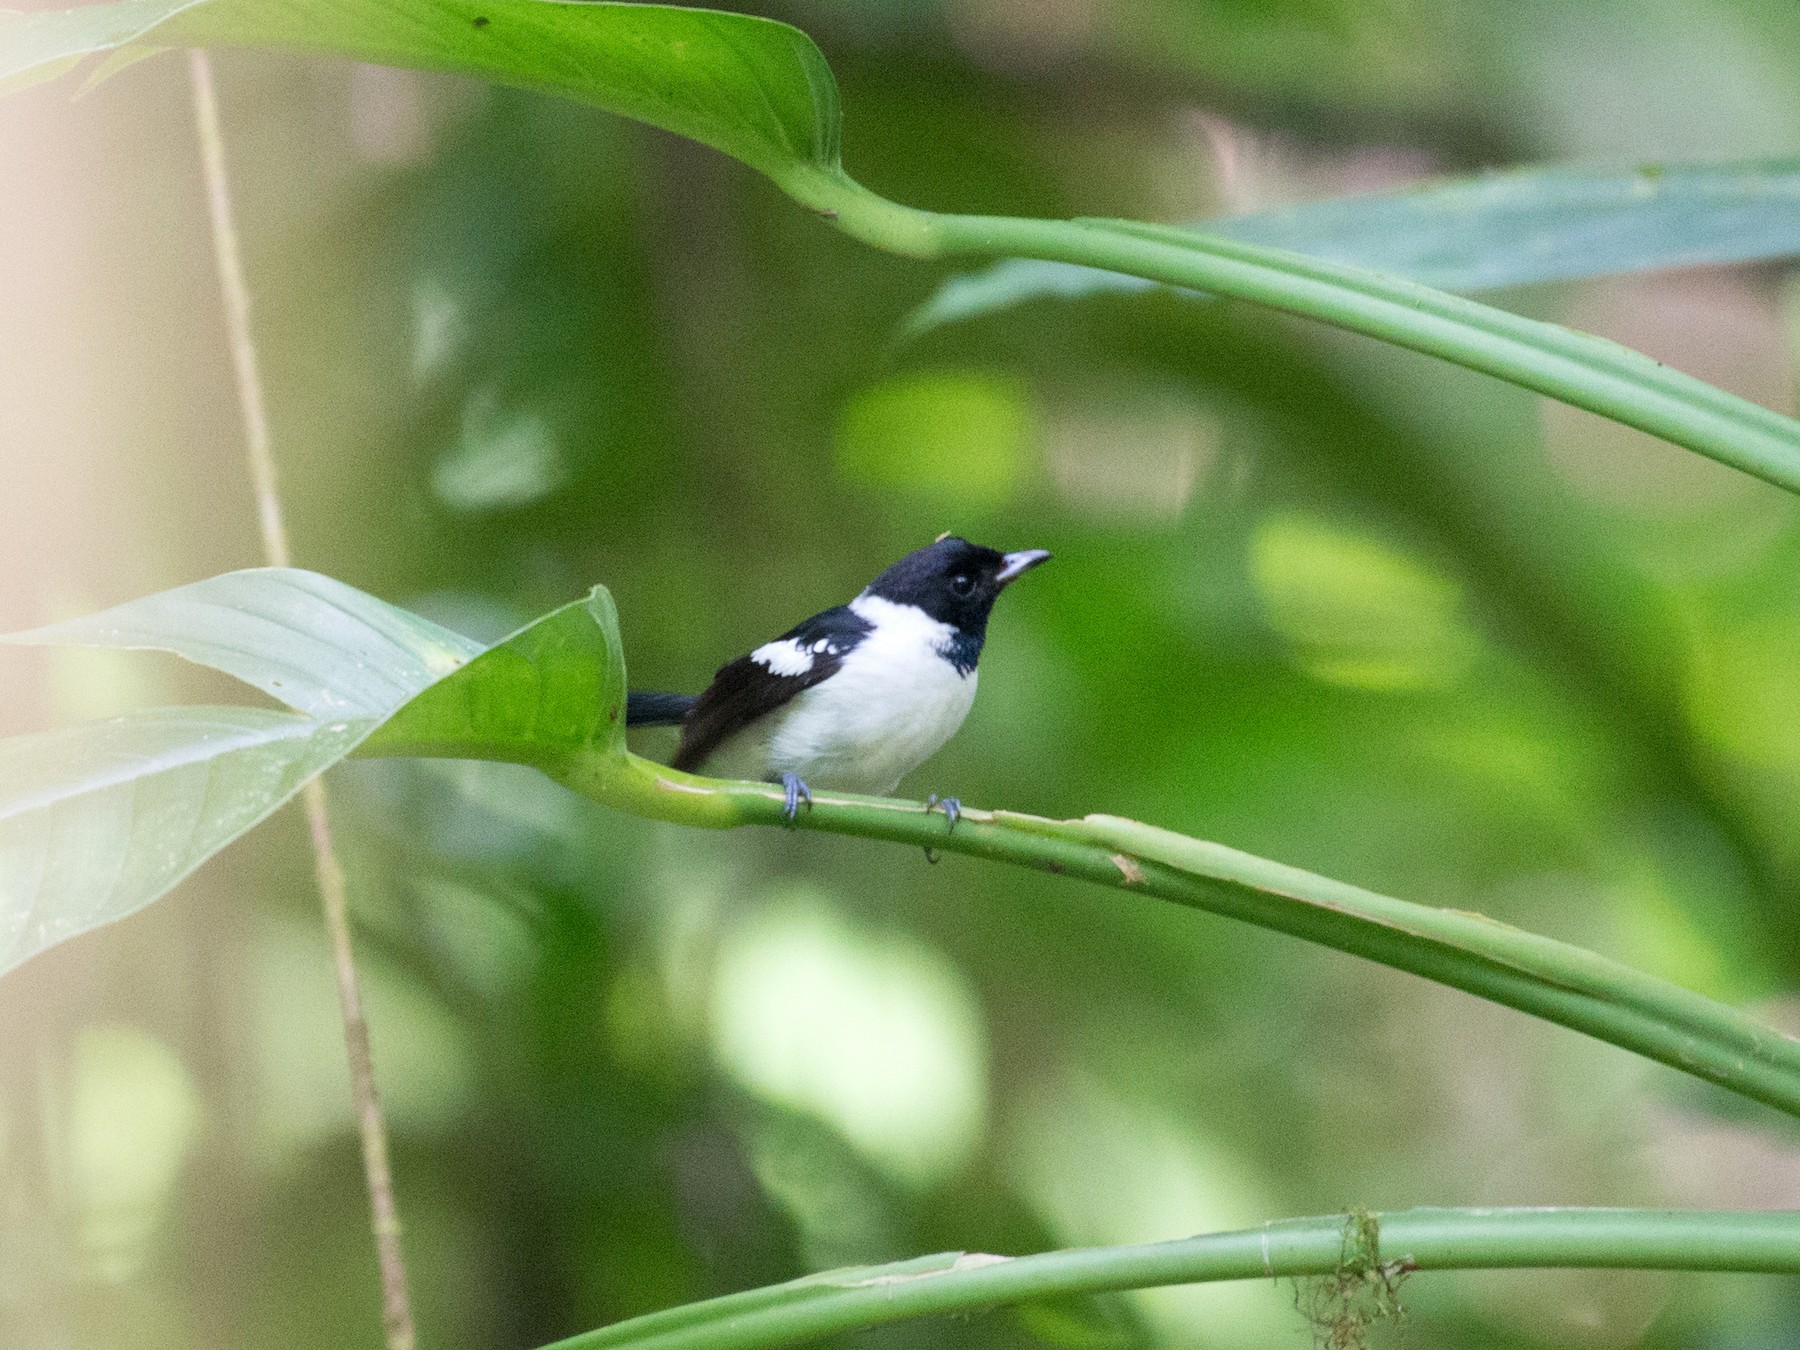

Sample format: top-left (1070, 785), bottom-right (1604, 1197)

top-left (362, 586), bottom-right (626, 764)
top-left (1, 568), bottom-right (481, 719)
top-left (0, 569), bottom-right (626, 974)
top-left (911, 160), bottom-right (1800, 332)
top-left (0, 568), bottom-right (491, 973)
top-left (0, 707), bottom-right (371, 973)
top-left (0, 0), bottom-right (841, 186)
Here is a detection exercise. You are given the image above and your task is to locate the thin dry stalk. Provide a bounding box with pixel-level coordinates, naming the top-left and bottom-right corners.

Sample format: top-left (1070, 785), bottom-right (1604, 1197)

top-left (187, 47), bottom-right (417, 1350)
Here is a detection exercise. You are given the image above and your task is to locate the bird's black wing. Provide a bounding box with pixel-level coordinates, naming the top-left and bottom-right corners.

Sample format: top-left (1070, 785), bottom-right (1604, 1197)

top-left (671, 604), bottom-right (873, 773)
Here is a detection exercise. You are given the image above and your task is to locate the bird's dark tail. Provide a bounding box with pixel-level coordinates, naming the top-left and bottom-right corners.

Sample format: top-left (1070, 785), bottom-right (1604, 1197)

top-left (626, 691), bottom-right (698, 727)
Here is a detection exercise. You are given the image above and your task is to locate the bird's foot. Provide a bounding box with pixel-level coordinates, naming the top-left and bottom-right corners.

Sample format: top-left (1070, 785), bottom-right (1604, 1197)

top-left (922, 796), bottom-right (960, 863)
top-left (780, 772), bottom-right (813, 827)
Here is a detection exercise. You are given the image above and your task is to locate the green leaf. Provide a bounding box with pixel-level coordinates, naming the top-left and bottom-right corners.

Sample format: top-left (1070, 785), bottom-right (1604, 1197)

top-left (0, 0), bottom-right (841, 186)
top-left (1, 707), bottom-right (370, 974)
top-left (0, 567), bottom-right (626, 974)
top-left (911, 160), bottom-right (1800, 332)
top-left (0, 568), bottom-right (490, 973)
top-left (1, 568), bottom-right (481, 719)
top-left (361, 586), bottom-right (626, 764)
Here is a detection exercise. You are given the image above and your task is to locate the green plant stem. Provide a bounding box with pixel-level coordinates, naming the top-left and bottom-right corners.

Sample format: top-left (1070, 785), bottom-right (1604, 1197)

top-left (776, 170), bottom-right (1800, 497)
top-left (553, 751), bottom-right (1800, 1120)
top-left (540, 1207), bottom-right (1800, 1350)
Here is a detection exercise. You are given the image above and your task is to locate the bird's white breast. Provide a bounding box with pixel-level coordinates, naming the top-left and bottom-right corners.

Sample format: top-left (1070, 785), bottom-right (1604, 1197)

top-left (705, 595), bottom-right (977, 795)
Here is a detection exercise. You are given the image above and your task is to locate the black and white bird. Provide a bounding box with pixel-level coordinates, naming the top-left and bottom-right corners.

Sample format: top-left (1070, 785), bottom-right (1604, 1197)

top-left (625, 536), bottom-right (1052, 822)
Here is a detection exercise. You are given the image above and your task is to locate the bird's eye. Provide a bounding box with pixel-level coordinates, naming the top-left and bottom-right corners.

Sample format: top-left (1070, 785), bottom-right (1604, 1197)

top-left (950, 574), bottom-right (975, 596)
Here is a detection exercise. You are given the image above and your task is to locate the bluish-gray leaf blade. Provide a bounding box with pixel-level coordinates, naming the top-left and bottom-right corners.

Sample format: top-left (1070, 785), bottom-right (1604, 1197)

top-left (911, 161), bottom-right (1800, 332)
top-left (0, 706), bottom-right (373, 973)
top-left (1218, 160), bottom-right (1800, 290)
top-left (1, 568), bottom-right (481, 719)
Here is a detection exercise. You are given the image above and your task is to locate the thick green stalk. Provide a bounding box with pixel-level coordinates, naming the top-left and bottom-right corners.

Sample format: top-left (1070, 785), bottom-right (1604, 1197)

top-left (776, 170), bottom-right (1800, 497)
top-left (542, 1207), bottom-right (1800, 1350)
top-left (553, 751), bottom-right (1800, 1120)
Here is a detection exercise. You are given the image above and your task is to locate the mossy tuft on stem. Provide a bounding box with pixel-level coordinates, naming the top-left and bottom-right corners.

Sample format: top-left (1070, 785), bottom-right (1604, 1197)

top-left (1293, 1210), bottom-right (1409, 1350)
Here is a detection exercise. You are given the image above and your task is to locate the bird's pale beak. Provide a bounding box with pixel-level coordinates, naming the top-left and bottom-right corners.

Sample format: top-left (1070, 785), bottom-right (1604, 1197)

top-left (996, 549), bottom-right (1053, 585)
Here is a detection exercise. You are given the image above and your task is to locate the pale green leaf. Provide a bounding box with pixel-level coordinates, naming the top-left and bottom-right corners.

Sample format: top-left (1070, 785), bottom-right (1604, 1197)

top-left (0, 572), bottom-right (633, 972)
top-left (1, 568), bottom-right (481, 720)
top-left (0, 568), bottom-right (494, 973)
top-left (0, 707), bottom-right (371, 973)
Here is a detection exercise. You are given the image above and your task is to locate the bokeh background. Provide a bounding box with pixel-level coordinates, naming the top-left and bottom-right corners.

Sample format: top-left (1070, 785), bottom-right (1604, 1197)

top-left (6, 0), bottom-right (1800, 1346)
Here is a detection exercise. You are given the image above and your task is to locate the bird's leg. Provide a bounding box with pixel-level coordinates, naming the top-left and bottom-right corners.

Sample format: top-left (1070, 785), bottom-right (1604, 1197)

top-left (921, 794), bottom-right (961, 860)
top-left (780, 772), bottom-right (813, 827)
top-left (925, 794), bottom-right (962, 831)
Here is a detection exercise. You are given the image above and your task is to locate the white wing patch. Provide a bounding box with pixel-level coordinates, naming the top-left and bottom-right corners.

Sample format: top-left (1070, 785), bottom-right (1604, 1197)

top-left (750, 638), bottom-right (816, 677)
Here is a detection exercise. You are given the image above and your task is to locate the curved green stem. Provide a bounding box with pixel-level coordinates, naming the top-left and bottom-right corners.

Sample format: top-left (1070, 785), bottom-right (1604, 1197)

top-left (553, 751), bottom-right (1800, 1120)
top-left (541, 1207), bottom-right (1800, 1350)
top-left (780, 170), bottom-right (1800, 497)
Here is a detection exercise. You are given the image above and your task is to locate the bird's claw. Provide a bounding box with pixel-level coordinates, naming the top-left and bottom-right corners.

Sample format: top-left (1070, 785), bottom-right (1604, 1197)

top-left (780, 772), bottom-right (813, 826)
top-left (925, 794), bottom-right (961, 831)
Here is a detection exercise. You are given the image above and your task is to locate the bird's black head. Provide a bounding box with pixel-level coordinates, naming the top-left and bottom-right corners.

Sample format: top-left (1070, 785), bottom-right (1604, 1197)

top-left (863, 536), bottom-right (1052, 638)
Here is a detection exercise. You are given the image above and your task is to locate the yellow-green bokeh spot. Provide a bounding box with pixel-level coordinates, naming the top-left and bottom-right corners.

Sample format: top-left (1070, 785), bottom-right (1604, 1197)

top-left (64, 1023), bottom-right (201, 1282)
top-left (1251, 511), bottom-right (1483, 692)
top-left (1685, 616), bottom-right (1800, 775)
top-left (709, 889), bottom-right (987, 1190)
top-left (835, 370), bottom-right (1034, 509)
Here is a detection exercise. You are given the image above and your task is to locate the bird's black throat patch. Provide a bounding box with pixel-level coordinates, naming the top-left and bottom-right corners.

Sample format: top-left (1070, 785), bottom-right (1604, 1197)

top-left (939, 629), bottom-right (983, 676)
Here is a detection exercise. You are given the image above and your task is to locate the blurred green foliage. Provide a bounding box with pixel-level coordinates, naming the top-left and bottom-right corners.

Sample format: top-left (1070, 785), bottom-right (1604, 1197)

top-left (7, 0), bottom-right (1800, 1347)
